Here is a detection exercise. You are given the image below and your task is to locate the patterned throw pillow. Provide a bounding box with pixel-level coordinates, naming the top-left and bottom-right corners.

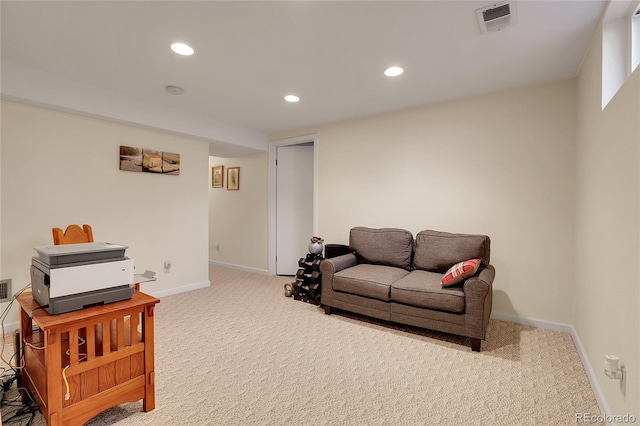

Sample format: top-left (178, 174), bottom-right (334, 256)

top-left (441, 258), bottom-right (481, 287)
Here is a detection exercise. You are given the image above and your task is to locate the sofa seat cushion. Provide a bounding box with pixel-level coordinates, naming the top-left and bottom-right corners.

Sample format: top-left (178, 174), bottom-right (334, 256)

top-left (333, 264), bottom-right (410, 301)
top-left (390, 270), bottom-right (465, 313)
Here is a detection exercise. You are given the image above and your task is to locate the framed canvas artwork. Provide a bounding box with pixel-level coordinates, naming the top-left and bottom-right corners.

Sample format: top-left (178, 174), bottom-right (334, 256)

top-left (119, 145), bottom-right (180, 175)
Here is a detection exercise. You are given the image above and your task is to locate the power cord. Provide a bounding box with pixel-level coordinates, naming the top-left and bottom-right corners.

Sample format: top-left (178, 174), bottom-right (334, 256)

top-left (0, 284), bottom-right (31, 368)
top-left (0, 286), bottom-right (43, 424)
top-left (1, 349), bottom-right (39, 425)
top-left (31, 304), bottom-right (48, 314)
top-left (21, 316), bottom-right (44, 353)
top-left (1, 385), bottom-right (39, 425)
top-left (62, 365), bottom-right (70, 400)
top-left (2, 374), bottom-right (15, 392)
top-left (62, 339), bottom-right (87, 401)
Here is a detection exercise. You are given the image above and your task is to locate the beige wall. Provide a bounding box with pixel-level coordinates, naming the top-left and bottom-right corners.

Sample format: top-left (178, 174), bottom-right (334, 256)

top-left (575, 23), bottom-right (639, 418)
top-left (272, 79), bottom-right (578, 324)
top-left (1, 101), bottom-right (210, 323)
top-left (208, 153), bottom-right (269, 272)
top-left (0, 102), bottom-right (3, 286)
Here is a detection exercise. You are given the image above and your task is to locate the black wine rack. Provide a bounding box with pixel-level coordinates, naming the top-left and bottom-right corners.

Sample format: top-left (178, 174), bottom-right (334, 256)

top-left (292, 253), bottom-right (323, 305)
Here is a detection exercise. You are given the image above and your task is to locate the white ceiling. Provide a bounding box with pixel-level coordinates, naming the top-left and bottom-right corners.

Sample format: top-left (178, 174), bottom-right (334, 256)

top-left (1, 1), bottom-right (607, 157)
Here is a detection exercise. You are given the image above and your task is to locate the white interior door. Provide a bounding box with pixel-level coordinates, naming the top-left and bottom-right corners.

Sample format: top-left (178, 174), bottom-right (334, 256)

top-left (276, 144), bottom-right (314, 275)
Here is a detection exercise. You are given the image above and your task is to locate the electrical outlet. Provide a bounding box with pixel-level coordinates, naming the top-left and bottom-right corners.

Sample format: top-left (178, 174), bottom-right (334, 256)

top-left (164, 260), bottom-right (172, 273)
top-left (215, 243), bottom-right (220, 251)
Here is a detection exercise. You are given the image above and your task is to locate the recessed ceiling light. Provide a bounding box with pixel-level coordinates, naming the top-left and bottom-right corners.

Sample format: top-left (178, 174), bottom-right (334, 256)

top-left (384, 66), bottom-right (404, 77)
top-left (284, 95), bottom-right (300, 103)
top-left (171, 42), bottom-right (194, 56)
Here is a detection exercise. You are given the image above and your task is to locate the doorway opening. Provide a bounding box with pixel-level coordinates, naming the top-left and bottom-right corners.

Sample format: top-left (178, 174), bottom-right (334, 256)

top-left (269, 134), bottom-right (317, 275)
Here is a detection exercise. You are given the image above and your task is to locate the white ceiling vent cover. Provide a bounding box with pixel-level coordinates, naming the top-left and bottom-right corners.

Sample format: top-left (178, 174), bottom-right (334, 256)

top-left (476, 2), bottom-right (518, 34)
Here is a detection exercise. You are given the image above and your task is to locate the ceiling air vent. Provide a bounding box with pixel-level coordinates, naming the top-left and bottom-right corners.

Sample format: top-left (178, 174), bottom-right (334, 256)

top-left (476, 2), bottom-right (517, 34)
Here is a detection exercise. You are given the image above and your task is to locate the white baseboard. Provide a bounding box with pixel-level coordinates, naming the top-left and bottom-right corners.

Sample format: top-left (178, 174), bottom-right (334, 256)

top-left (491, 311), bottom-right (611, 423)
top-left (491, 311), bottom-right (574, 333)
top-left (208, 259), bottom-right (269, 275)
top-left (147, 280), bottom-right (211, 299)
top-left (567, 323), bottom-right (614, 425)
top-left (3, 321), bottom-right (19, 336)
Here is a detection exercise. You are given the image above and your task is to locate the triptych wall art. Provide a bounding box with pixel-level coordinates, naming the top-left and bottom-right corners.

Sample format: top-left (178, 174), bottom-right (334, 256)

top-left (119, 146), bottom-right (180, 175)
top-left (212, 165), bottom-right (240, 190)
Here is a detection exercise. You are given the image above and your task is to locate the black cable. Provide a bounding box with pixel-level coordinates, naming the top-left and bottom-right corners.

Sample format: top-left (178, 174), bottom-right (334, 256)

top-left (0, 344), bottom-right (21, 394)
top-left (30, 305), bottom-right (48, 314)
top-left (1, 387), bottom-right (39, 425)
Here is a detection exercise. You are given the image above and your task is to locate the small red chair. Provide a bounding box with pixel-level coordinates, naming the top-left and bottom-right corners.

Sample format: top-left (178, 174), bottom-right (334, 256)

top-left (52, 224), bottom-right (94, 245)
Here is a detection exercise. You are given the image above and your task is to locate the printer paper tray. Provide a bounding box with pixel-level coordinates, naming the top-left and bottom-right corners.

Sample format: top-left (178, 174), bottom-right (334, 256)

top-left (33, 283), bottom-right (134, 315)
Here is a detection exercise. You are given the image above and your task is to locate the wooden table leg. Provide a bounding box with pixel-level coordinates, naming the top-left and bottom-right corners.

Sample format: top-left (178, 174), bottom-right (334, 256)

top-left (142, 304), bottom-right (156, 412)
top-left (46, 328), bottom-right (63, 425)
top-left (19, 306), bottom-right (30, 405)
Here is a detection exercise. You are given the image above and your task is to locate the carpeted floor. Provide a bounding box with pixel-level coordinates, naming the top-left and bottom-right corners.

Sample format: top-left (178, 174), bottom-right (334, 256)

top-left (2, 264), bottom-right (603, 425)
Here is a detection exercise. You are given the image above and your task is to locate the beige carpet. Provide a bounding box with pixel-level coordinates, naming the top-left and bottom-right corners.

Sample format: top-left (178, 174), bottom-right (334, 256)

top-left (3, 264), bottom-right (602, 425)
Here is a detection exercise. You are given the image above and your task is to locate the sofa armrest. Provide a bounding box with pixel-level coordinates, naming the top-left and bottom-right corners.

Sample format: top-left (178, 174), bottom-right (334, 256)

top-left (320, 253), bottom-right (357, 308)
top-left (463, 264), bottom-right (495, 339)
top-left (320, 253), bottom-right (357, 276)
top-left (463, 265), bottom-right (495, 295)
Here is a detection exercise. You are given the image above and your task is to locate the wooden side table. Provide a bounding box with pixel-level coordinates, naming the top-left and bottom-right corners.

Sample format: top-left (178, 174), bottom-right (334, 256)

top-left (17, 290), bottom-right (160, 426)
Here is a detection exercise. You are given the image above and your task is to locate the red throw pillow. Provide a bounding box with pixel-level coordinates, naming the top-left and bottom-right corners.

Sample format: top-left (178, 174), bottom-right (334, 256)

top-left (441, 258), bottom-right (481, 287)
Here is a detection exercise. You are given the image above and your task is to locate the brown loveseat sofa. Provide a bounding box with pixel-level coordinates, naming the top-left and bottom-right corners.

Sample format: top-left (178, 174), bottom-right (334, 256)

top-left (320, 227), bottom-right (495, 351)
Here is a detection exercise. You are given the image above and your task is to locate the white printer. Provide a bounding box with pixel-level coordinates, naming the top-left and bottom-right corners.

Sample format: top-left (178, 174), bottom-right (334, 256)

top-left (30, 242), bottom-right (134, 314)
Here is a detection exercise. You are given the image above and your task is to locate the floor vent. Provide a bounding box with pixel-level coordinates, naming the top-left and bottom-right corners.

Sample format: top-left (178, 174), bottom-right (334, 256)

top-left (477, 2), bottom-right (517, 34)
top-left (0, 279), bottom-right (12, 303)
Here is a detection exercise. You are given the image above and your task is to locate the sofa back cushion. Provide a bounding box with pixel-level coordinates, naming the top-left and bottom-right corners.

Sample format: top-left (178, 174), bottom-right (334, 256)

top-left (349, 227), bottom-right (413, 270)
top-left (413, 230), bottom-right (490, 273)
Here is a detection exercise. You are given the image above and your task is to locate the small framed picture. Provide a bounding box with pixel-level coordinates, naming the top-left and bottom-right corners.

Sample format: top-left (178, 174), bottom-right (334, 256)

top-left (227, 167), bottom-right (240, 190)
top-left (212, 165), bottom-right (224, 188)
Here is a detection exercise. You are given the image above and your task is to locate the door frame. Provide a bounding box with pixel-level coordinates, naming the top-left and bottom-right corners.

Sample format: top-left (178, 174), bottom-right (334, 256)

top-left (269, 133), bottom-right (318, 275)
